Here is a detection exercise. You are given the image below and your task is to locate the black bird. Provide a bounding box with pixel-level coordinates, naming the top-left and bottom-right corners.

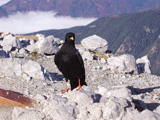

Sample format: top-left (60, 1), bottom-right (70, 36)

top-left (54, 32), bottom-right (87, 93)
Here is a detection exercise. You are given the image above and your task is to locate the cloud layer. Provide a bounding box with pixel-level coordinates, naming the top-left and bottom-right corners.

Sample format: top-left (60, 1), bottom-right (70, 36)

top-left (0, 0), bottom-right (10, 6)
top-left (0, 11), bottom-right (96, 34)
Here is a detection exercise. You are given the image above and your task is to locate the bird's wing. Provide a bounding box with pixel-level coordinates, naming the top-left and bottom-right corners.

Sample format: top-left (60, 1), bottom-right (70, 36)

top-left (76, 50), bottom-right (84, 70)
top-left (54, 51), bottom-right (59, 68)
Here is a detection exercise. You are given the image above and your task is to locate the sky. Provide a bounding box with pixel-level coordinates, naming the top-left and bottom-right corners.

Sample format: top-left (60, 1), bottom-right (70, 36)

top-left (0, 0), bottom-right (10, 6)
top-left (0, 11), bottom-right (96, 34)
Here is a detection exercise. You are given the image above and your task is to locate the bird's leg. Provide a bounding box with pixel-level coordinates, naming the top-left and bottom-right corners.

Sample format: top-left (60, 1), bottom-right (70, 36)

top-left (76, 79), bottom-right (82, 91)
top-left (62, 82), bottom-right (69, 93)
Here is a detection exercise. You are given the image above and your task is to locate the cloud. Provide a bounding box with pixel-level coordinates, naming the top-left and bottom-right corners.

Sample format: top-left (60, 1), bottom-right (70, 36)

top-left (0, 0), bottom-right (10, 6)
top-left (0, 11), bottom-right (96, 34)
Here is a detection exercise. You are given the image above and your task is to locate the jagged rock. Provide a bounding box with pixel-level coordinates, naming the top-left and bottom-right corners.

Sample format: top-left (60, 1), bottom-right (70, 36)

top-left (96, 86), bottom-right (108, 96)
top-left (0, 105), bottom-right (14, 120)
top-left (132, 109), bottom-right (160, 120)
top-left (49, 105), bottom-right (79, 120)
top-left (12, 48), bottom-right (29, 58)
top-left (0, 32), bottom-right (10, 38)
top-left (26, 35), bottom-right (59, 55)
top-left (22, 73), bottom-right (31, 82)
top-left (29, 39), bottom-right (36, 45)
top-left (77, 46), bottom-right (86, 54)
top-left (136, 55), bottom-right (152, 74)
top-left (81, 35), bottom-right (108, 53)
top-left (0, 58), bottom-right (52, 80)
top-left (54, 37), bottom-right (64, 45)
top-left (81, 51), bottom-right (93, 61)
top-left (105, 87), bottom-right (132, 100)
top-left (76, 106), bottom-right (89, 119)
top-left (87, 103), bottom-right (102, 119)
top-left (25, 44), bottom-right (36, 53)
top-left (22, 60), bottom-right (51, 80)
top-left (12, 107), bottom-right (44, 120)
top-left (18, 48), bottom-right (28, 57)
top-left (1, 34), bottom-right (22, 52)
top-left (107, 54), bottom-right (138, 74)
top-left (100, 58), bottom-right (106, 64)
top-left (102, 97), bottom-right (128, 120)
top-left (53, 95), bottom-right (68, 105)
top-left (38, 35), bottom-right (59, 55)
top-left (64, 89), bottom-right (93, 106)
top-left (0, 58), bottom-right (25, 76)
top-left (36, 34), bottom-right (45, 41)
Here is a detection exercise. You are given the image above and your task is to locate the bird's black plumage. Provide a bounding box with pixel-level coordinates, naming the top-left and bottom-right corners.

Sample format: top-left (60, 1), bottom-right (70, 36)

top-left (54, 32), bottom-right (87, 91)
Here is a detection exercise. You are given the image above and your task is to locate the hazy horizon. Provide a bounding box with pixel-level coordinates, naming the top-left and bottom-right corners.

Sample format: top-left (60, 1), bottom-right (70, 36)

top-left (0, 11), bottom-right (96, 34)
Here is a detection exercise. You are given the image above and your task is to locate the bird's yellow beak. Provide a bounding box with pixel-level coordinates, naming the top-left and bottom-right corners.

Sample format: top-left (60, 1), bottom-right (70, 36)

top-left (70, 37), bottom-right (74, 40)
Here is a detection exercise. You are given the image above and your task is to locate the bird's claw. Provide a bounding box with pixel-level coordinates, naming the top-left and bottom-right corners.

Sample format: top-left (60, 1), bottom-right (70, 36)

top-left (76, 86), bottom-right (82, 91)
top-left (62, 88), bottom-right (69, 93)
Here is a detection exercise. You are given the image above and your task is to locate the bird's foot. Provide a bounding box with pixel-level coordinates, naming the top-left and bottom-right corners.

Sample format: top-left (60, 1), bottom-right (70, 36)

top-left (62, 88), bottom-right (69, 93)
top-left (76, 85), bottom-right (82, 91)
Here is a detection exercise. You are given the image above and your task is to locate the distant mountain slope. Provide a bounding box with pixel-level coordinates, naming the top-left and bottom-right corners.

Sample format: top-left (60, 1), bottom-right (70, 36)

top-left (0, 0), bottom-right (160, 18)
top-left (28, 9), bottom-right (160, 76)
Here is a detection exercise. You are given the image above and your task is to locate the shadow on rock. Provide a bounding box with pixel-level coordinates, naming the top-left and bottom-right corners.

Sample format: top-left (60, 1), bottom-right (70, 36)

top-left (146, 103), bottom-right (160, 111)
top-left (127, 86), bottom-right (160, 95)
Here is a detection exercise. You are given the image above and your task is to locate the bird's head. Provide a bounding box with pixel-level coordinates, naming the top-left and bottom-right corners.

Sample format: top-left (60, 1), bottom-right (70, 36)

top-left (65, 32), bottom-right (75, 46)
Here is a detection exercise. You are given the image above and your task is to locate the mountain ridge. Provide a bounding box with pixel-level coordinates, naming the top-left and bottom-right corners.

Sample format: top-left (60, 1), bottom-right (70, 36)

top-left (0, 0), bottom-right (160, 18)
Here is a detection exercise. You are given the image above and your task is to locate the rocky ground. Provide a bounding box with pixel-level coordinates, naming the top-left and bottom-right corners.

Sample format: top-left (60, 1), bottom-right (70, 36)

top-left (0, 55), bottom-right (160, 120)
top-left (0, 32), bottom-right (160, 120)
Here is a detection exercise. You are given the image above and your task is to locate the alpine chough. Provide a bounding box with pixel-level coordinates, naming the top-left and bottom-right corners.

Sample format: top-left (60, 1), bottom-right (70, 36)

top-left (54, 32), bottom-right (87, 93)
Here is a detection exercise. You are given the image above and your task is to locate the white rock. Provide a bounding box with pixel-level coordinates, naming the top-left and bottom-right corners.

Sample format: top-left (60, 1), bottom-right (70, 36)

top-left (22, 73), bottom-right (31, 82)
top-left (30, 39), bottom-right (36, 45)
top-left (64, 90), bottom-right (93, 106)
top-left (53, 95), bottom-right (68, 105)
top-left (81, 51), bottom-right (93, 61)
top-left (12, 107), bottom-right (44, 120)
top-left (87, 103), bottom-right (102, 119)
top-left (136, 55), bottom-right (152, 74)
top-left (97, 86), bottom-right (108, 96)
top-left (1, 32), bottom-right (10, 38)
top-left (35, 94), bottom-right (46, 101)
top-left (60, 40), bottom-right (65, 44)
top-left (107, 54), bottom-right (138, 74)
top-left (77, 106), bottom-right (89, 120)
top-left (0, 58), bottom-right (25, 76)
top-left (16, 48), bottom-right (28, 57)
top-left (105, 87), bottom-right (132, 100)
top-left (0, 58), bottom-right (52, 80)
top-left (54, 37), bottom-right (62, 44)
top-left (22, 60), bottom-right (45, 80)
top-left (49, 105), bottom-right (78, 120)
top-left (81, 35), bottom-right (108, 53)
top-left (100, 58), bottom-right (106, 64)
top-left (76, 46), bottom-right (86, 54)
top-left (133, 109), bottom-right (160, 120)
top-left (38, 35), bottom-right (59, 55)
top-left (25, 43), bottom-right (36, 53)
top-left (2, 34), bottom-right (22, 52)
top-left (27, 35), bottom-right (59, 55)
top-left (36, 34), bottom-right (45, 41)
top-left (102, 97), bottom-right (127, 120)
